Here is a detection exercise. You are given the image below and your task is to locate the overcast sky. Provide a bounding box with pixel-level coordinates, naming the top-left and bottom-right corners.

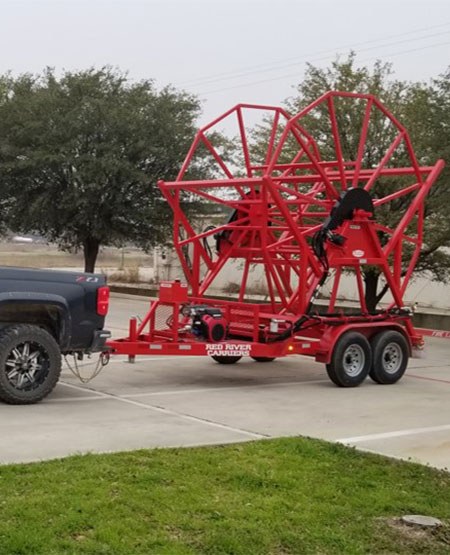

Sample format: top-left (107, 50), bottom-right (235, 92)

top-left (1, 0), bottom-right (450, 127)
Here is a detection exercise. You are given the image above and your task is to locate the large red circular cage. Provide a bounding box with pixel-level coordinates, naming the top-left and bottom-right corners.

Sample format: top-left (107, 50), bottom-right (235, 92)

top-left (159, 91), bottom-right (444, 318)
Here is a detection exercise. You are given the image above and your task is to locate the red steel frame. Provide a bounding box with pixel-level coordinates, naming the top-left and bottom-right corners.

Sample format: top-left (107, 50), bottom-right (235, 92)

top-left (107, 92), bottom-right (445, 362)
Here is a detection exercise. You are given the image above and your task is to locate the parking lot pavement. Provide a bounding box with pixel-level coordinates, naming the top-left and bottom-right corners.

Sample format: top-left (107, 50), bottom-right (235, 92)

top-left (1, 293), bottom-right (450, 469)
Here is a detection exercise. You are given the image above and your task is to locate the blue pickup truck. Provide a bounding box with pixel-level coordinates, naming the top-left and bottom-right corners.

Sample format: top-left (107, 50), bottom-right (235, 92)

top-left (0, 267), bottom-right (110, 404)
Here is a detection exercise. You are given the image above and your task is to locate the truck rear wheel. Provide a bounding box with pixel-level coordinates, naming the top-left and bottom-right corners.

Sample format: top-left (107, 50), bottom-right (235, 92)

top-left (369, 330), bottom-right (409, 384)
top-left (326, 332), bottom-right (371, 387)
top-left (0, 324), bottom-right (62, 405)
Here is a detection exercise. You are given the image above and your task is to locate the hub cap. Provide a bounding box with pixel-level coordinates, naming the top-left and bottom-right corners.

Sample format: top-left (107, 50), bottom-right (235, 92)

top-left (382, 342), bottom-right (403, 374)
top-left (5, 341), bottom-right (50, 391)
top-left (343, 344), bottom-right (365, 377)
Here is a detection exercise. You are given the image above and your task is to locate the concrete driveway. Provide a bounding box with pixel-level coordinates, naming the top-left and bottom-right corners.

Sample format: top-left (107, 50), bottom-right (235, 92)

top-left (1, 293), bottom-right (450, 469)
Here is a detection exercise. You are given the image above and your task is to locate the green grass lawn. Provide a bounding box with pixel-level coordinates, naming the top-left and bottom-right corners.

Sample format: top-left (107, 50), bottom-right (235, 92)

top-left (0, 438), bottom-right (449, 555)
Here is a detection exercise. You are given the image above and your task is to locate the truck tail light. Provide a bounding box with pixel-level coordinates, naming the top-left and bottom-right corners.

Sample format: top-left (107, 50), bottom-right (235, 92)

top-left (97, 286), bottom-right (110, 316)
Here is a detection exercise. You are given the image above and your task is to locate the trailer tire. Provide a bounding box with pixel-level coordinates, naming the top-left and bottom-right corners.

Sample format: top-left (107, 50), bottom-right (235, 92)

top-left (211, 355), bottom-right (242, 364)
top-left (369, 330), bottom-right (408, 384)
top-left (0, 324), bottom-right (62, 405)
top-left (326, 332), bottom-right (371, 387)
top-left (251, 357), bottom-right (276, 362)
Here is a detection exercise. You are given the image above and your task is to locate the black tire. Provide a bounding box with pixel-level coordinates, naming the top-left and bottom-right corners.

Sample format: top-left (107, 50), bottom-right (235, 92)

top-left (211, 355), bottom-right (242, 364)
top-left (326, 332), bottom-right (371, 387)
top-left (251, 357), bottom-right (276, 363)
top-left (369, 330), bottom-right (409, 384)
top-left (0, 324), bottom-right (62, 405)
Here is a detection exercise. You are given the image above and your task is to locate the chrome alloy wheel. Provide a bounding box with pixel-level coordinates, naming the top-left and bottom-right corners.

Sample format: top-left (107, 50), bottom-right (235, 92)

top-left (5, 341), bottom-right (50, 391)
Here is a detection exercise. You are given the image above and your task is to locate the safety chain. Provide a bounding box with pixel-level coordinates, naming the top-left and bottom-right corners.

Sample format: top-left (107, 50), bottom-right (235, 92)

top-left (64, 351), bottom-right (110, 384)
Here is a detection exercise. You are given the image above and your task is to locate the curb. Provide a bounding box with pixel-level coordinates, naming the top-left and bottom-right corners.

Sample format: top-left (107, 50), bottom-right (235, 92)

top-left (416, 328), bottom-right (450, 339)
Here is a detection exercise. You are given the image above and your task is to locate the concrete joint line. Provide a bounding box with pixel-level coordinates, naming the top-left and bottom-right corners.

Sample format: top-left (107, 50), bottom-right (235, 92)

top-left (408, 373), bottom-right (450, 385)
top-left (59, 381), bottom-right (267, 440)
top-left (337, 423), bottom-right (450, 444)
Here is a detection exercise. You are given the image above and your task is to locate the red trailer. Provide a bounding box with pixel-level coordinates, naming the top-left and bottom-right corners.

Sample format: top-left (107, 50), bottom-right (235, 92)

top-left (107, 91), bottom-right (445, 387)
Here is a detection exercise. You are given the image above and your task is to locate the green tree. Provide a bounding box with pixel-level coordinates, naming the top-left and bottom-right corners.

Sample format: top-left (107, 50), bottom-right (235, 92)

top-left (255, 54), bottom-right (449, 311)
top-left (416, 69), bottom-right (450, 277)
top-left (0, 68), bottom-right (201, 272)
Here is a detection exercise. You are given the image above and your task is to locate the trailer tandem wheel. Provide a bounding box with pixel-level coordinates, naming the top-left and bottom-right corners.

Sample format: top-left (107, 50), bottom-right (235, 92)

top-left (326, 332), bottom-right (372, 387)
top-left (369, 330), bottom-right (409, 385)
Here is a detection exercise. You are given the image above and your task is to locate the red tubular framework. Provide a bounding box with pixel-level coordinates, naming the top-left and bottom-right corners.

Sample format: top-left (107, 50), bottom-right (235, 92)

top-left (107, 91), bottom-right (445, 362)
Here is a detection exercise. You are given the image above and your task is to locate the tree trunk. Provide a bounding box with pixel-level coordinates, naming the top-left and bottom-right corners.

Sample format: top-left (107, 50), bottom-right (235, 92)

top-left (364, 271), bottom-right (379, 313)
top-left (83, 236), bottom-right (100, 273)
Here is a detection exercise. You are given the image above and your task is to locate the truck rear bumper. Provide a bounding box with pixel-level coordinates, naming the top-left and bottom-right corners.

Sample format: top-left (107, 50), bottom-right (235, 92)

top-left (89, 330), bottom-right (112, 352)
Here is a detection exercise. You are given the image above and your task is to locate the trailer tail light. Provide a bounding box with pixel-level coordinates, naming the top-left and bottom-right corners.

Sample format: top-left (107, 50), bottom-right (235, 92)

top-left (97, 286), bottom-right (110, 316)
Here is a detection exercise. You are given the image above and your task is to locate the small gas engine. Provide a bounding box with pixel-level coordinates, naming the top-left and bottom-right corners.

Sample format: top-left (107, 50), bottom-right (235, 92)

top-left (188, 305), bottom-right (228, 342)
